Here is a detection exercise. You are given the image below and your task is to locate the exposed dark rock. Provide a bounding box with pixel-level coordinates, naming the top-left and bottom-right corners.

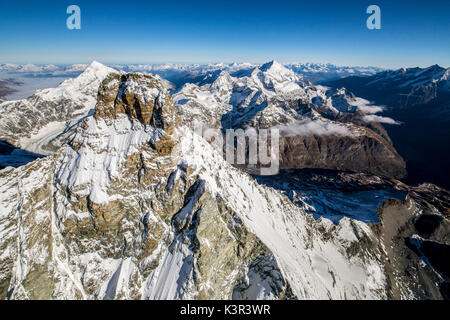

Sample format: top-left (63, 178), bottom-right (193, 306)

top-left (94, 73), bottom-right (180, 155)
top-left (279, 128), bottom-right (406, 179)
top-left (415, 214), bottom-right (444, 238)
top-left (416, 240), bottom-right (450, 279)
top-left (375, 183), bottom-right (450, 300)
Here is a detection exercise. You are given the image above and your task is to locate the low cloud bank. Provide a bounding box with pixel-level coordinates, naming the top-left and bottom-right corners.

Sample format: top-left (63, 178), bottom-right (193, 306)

top-left (274, 119), bottom-right (354, 137)
top-left (361, 115), bottom-right (401, 125)
top-left (350, 97), bottom-right (385, 114)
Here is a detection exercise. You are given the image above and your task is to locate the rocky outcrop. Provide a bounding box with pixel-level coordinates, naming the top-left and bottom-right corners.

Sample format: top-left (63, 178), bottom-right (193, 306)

top-left (279, 125), bottom-right (406, 178)
top-left (94, 73), bottom-right (175, 127)
top-left (374, 183), bottom-right (450, 300)
top-left (94, 73), bottom-right (180, 155)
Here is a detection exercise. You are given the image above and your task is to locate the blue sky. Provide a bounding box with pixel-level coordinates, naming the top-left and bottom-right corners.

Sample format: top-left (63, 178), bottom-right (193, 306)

top-left (0, 0), bottom-right (449, 68)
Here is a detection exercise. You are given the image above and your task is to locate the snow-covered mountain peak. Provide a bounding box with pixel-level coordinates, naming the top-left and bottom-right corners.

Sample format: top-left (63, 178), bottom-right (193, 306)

top-left (259, 60), bottom-right (300, 82)
top-left (0, 62), bottom-right (118, 154)
top-left (85, 60), bottom-right (114, 74)
top-left (354, 64), bottom-right (450, 105)
top-left (427, 64), bottom-right (443, 71)
top-left (174, 58), bottom-right (395, 130)
top-left (260, 60), bottom-right (286, 72)
top-left (35, 61), bottom-right (116, 101)
top-left (72, 61), bottom-right (115, 84)
top-left (209, 71), bottom-right (234, 90)
top-left (54, 72), bottom-right (180, 204)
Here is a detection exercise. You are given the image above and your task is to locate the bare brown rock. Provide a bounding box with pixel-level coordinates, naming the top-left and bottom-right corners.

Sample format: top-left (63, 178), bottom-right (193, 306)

top-left (94, 73), bottom-right (180, 155)
top-left (94, 73), bottom-right (178, 128)
top-left (279, 127), bottom-right (407, 179)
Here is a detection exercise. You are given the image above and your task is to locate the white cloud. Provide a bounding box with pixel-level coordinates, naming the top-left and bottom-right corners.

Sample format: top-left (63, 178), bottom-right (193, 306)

top-left (274, 119), bottom-right (354, 137)
top-left (356, 104), bottom-right (385, 114)
top-left (361, 115), bottom-right (401, 125)
top-left (350, 97), bottom-right (385, 114)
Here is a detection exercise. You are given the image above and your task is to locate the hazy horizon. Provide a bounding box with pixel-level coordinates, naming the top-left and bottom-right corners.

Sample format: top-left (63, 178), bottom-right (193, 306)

top-left (0, 60), bottom-right (448, 71)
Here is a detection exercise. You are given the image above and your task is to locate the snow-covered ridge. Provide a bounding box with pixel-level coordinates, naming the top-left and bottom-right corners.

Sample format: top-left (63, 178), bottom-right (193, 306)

top-left (366, 64), bottom-right (450, 90)
top-left (0, 61), bottom-right (117, 154)
top-left (173, 60), bottom-right (391, 129)
top-left (178, 128), bottom-right (387, 299)
top-left (0, 61), bottom-right (383, 95)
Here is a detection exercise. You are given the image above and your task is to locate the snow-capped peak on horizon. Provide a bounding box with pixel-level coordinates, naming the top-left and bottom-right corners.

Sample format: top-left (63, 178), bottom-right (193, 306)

top-left (260, 60), bottom-right (298, 76)
top-left (260, 60), bottom-right (287, 71)
top-left (256, 60), bottom-right (302, 84)
top-left (75, 61), bottom-right (120, 79)
top-left (210, 70), bottom-right (234, 86)
top-left (86, 60), bottom-right (109, 70)
top-left (35, 61), bottom-right (116, 100)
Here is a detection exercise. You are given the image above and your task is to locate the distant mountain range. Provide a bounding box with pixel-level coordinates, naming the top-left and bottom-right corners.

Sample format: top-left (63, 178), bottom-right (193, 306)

top-left (286, 63), bottom-right (384, 83)
top-left (325, 65), bottom-right (450, 189)
top-left (174, 60), bottom-right (406, 178)
top-left (325, 64), bottom-right (449, 109)
top-left (0, 62), bottom-right (383, 99)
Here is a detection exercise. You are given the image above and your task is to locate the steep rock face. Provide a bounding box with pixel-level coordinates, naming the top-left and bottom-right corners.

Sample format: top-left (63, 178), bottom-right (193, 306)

top-left (279, 126), bottom-right (406, 178)
top-left (0, 73), bottom-right (389, 300)
top-left (95, 73), bottom-right (174, 126)
top-left (93, 73), bottom-right (180, 155)
top-left (374, 186), bottom-right (450, 300)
